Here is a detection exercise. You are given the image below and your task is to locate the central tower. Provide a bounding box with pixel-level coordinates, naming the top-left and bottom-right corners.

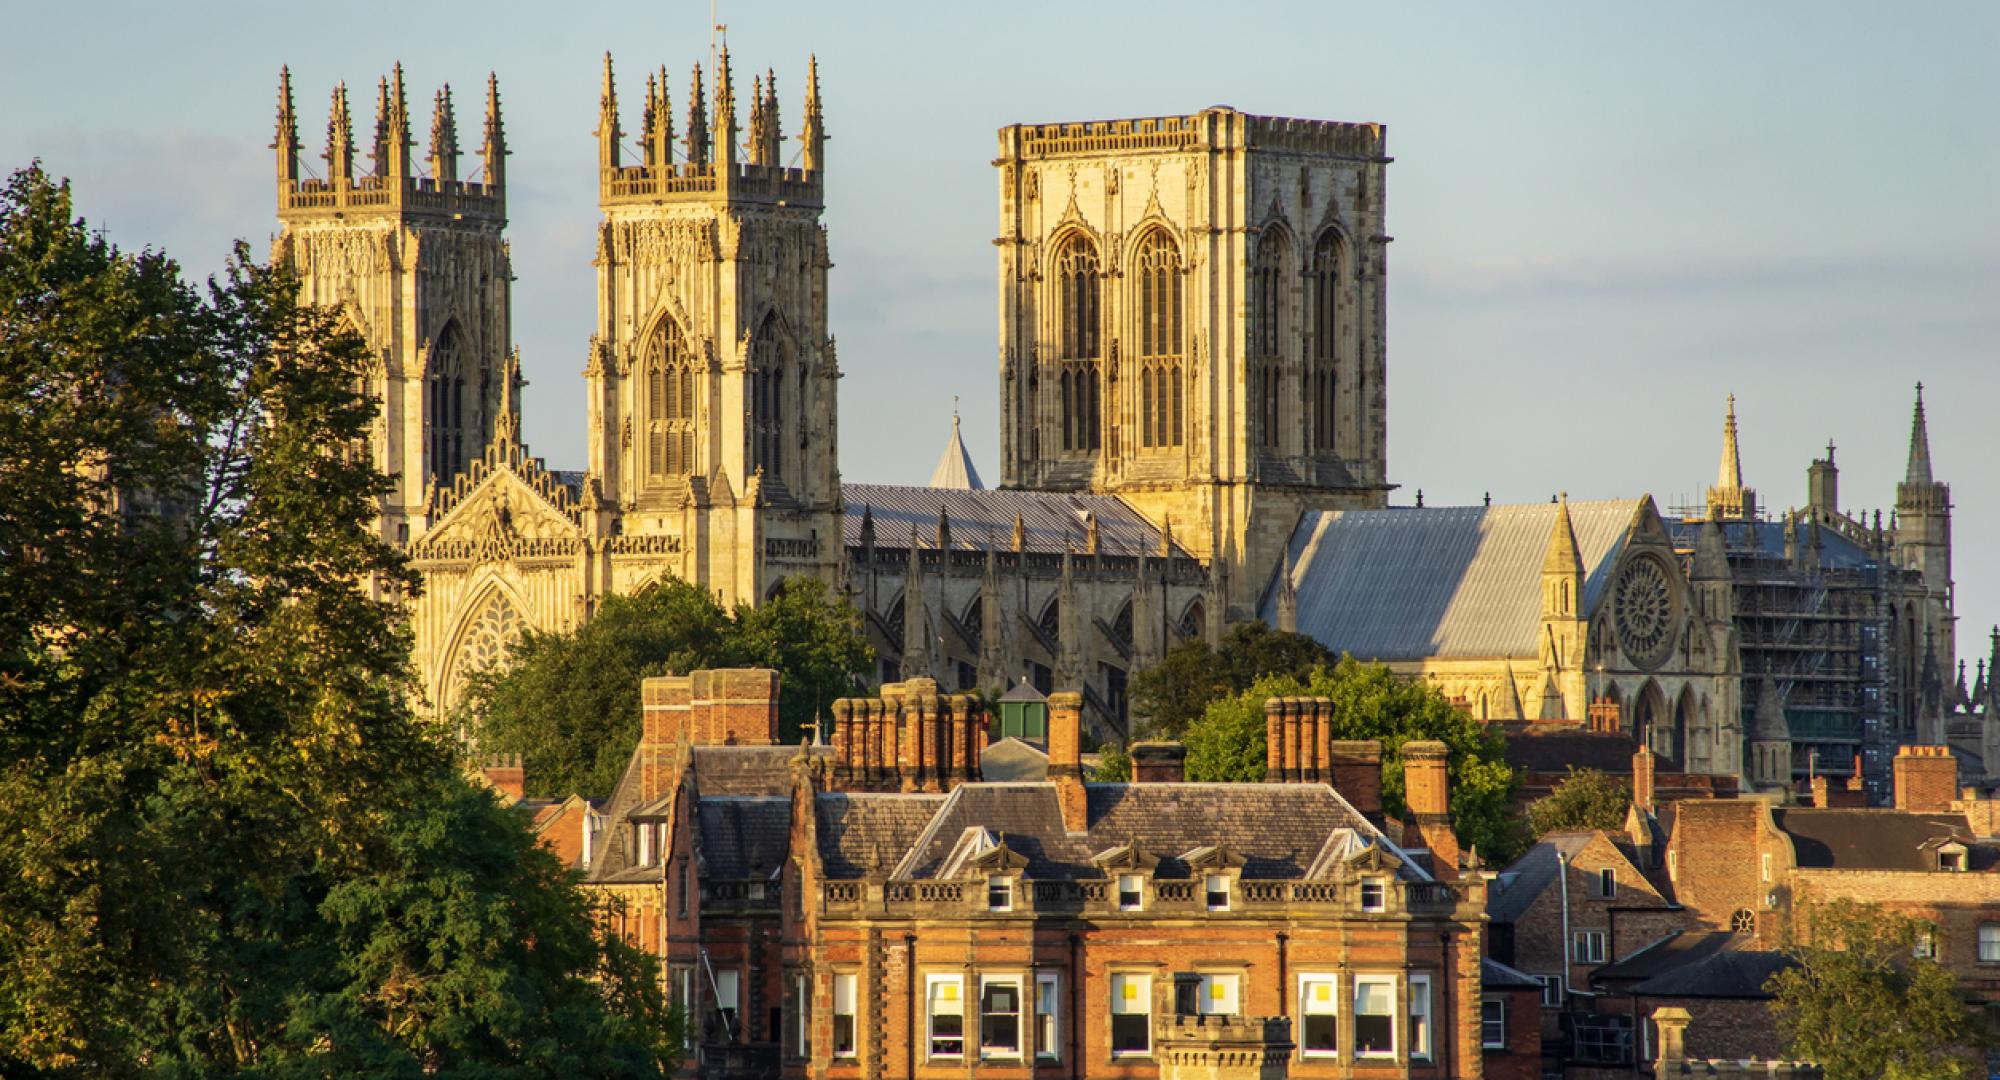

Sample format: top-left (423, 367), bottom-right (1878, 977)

top-left (586, 50), bottom-right (840, 605)
top-left (995, 109), bottom-right (1391, 618)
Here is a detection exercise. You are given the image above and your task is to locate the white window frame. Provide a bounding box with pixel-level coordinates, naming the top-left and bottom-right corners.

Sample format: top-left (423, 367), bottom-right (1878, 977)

top-left (1360, 878), bottom-right (1387, 913)
top-left (714, 967), bottom-right (740, 1036)
top-left (1481, 996), bottom-right (1507, 1049)
top-left (1034, 971), bottom-right (1061, 1060)
top-left (1410, 972), bottom-right (1433, 1061)
top-left (1298, 973), bottom-right (1340, 1059)
top-left (1352, 973), bottom-right (1399, 1059)
top-left (926, 973), bottom-right (966, 1059)
top-left (676, 966), bottom-right (696, 1049)
top-left (1979, 924), bottom-right (2000, 964)
top-left (832, 971), bottom-right (858, 1058)
top-left (1536, 974), bottom-right (1564, 1008)
top-left (1914, 928), bottom-right (1938, 961)
top-left (1573, 929), bottom-right (1607, 964)
top-left (979, 974), bottom-right (1025, 1060)
top-left (1110, 972), bottom-right (1152, 1057)
top-left (637, 820), bottom-right (654, 866)
top-left (987, 875), bottom-right (1014, 912)
top-left (1205, 874), bottom-right (1231, 911)
top-left (1197, 972), bottom-right (1240, 1015)
top-left (788, 971), bottom-right (810, 1059)
top-left (1118, 874), bottom-right (1145, 911)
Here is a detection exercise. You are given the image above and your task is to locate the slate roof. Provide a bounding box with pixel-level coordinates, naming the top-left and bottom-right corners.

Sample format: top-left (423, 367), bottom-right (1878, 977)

top-left (841, 483), bottom-right (1188, 556)
top-left (814, 793), bottom-right (951, 879)
top-left (1664, 517), bottom-right (1877, 572)
top-left (863, 781), bottom-right (1400, 883)
top-left (1506, 730), bottom-right (1646, 775)
top-left (697, 796), bottom-right (793, 880)
top-left (1771, 808), bottom-right (1992, 871)
top-left (1488, 832), bottom-right (1601, 922)
top-left (1269, 500), bottom-right (1642, 660)
top-left (1592, 930), bottom-right (1736, 987)
top-left (1628, 940), bottom-right (1795, 999)
top-left (692, 745), bottom-right (831, 796)
top-left (1483, 958), bottom-right (1545, 990)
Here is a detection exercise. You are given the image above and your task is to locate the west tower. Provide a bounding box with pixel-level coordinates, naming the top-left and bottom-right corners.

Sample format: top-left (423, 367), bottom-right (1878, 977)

top-left (272, 65), bottom-right (514, 545)
top-left (585, 50), bottom-right (839, 605)
top-left (995, 109), bottom-right (1391, 618)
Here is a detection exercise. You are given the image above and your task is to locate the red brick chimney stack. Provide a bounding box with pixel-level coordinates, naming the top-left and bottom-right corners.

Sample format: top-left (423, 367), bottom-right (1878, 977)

top-left (1400, 740), bottom-right (1458, 877)
top-left (1330, 741), bottom-right (1384, 823)
top-left (1130, 741), bottom-right (1187, 783)
top-left (1632, 743), bottom-right (1655, 815)
top-left (1049, 691), bottom-right (1088, 833)
top-left (1894, 744), bottom-right (1957, 813)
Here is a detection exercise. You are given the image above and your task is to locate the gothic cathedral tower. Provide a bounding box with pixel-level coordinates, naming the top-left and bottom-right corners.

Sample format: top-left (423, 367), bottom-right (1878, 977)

top-left (272, 65), bottom-right (514, 546)
top-left (584, 51), bottom-right (839, 606)
top-left (995, 110), bottom-right (1391, 619)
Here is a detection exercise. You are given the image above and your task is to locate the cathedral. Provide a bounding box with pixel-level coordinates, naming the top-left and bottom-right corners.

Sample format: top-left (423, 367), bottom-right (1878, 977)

top-left (269, 52), bottom-right (1961, 788)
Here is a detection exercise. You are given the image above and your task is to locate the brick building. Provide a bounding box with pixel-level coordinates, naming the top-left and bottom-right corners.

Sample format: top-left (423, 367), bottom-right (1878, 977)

top-left (573, 669), bottom-right (1507, 1077)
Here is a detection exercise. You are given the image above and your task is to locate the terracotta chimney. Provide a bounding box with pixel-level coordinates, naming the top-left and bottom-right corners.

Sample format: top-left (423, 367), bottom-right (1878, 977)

top-left (1632, 743), bottom-right (1656, 815)
top-left (1400, 740), bottom-right (1458, 876)
top-left (479, 754), bottom-right (524, 802)
top-left (1894, 744), bottom-right (1957, 813)
top-left (1130, 741), bottom-right (1187, 783)
top-left (829, 679), bottom-right (986, 793)
top-left (1049, 691), bottom-right (1088, 833)
top-left (1329, 740), bottom-right (1384, 824)
top-left (1810, 775), bottom-right (1830, 808)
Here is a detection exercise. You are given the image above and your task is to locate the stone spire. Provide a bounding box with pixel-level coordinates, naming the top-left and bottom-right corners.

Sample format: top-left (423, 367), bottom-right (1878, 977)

top-left (1542, 492), bottom-right (1583, 579)
top-left (713, 46), bottom-right (737, 171)
top-left (596, 53), bottom-right (621, 172)
top-left (382, 64), bottom-right (411, 179)
top-left (428, 84), bottom-right (459, 183)
top-left (902, 527), bottom-right (932, 682)
top-left (642, 66), bottom-right (673, 172)
top-left (1920, 625), bottom-right (1945, 744)
top-left (684, 62), bottom-right (708, 169)
top-left (325, 82), bottom-right (355, 182)
top-left (1011, 512), bottom-right (1025, 554)
top-left (1905, 382), bottom-right (1934, 486)
top-left (1705, 394), bottom-right (1757, 521)
top-left (801, 53), bottom-right (826, 173)
top-left (370, 76), bottom-right (390, 176)
top-left (273, 67), bottom-right (299, 187)
top-left (928, 409), bottom-right (983, 490)
top-left (1275, 545), bottom-right (1298, 634)
top-left (481, 73), bottom-right (506, 189)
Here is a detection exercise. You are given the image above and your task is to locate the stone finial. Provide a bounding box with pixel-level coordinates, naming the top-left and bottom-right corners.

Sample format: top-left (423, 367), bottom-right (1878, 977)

top-left (684, 62), bottom-right (709, 168)
top-left (428, 83), bottom-right (459, 183)
top-left (481, 72), bottom-right (507, 188)
top-left (801, 53), bottom-right (825, 172)
top-left (596, 52), bottom-right (621, 171)
top-left (325, 82), bottom-right (355, 182)
top-left (1905, 381), bottom-right (1934, 486)
top-left (274, 67), bottom-right (299, 186)
top-left (713, 45), bottom-right (737, 169)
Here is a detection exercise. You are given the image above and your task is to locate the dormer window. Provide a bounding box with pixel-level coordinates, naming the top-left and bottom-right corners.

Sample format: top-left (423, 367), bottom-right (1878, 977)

top-left (1205, 874), bottom-right (1231, 911)
top-left (987, 875), bottom-right (1014, 912)
top-left (1939, 844), bottom-right (1968, 872)
top-left (1360, 879), bottom-right (1387, 912)
top-left (636, 820), bottom-right (654, 866)
top-left (1118, 874), bottom-right (1144, 911)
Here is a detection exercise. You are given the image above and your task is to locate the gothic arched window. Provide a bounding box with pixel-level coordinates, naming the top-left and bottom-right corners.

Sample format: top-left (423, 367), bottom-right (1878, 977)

top-left (1251, 228), bottom-right (1289, 450)
top-left (1308, 230), bottom-right (1343, 454)
top-left (750, 312), bottom-right (788, 478)
top-left (1053, 234), bottom-right (1101, 453)
top-left (1134, 229), bottom-right (1183, 449)
top-left (645, 320), bottom-right (697, 478)
top-left (427, 321), bottom-right (466, 483)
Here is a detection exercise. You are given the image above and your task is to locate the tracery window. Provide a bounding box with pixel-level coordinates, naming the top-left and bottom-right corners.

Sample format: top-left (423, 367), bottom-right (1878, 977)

top-left (1134, 229), bottom-right (1183, 449)
top-left (1308, 231), bottom-right (1342, 453)
top-left (750, 312), bottom-right (787, 478)
top-left (1053, 235), bottom-right (1101, 453)
top-left (646, 321), bottom-right (697, 478)
top-left (1250, 229), bottom-right (1288, 449)
top-left (427, 321), bottom-right (466, 482)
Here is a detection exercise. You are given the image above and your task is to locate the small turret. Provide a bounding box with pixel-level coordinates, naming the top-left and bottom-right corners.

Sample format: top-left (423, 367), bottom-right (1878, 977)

top-left (714, 47), bottom-right (738, 173)
top-left (1275, 545), bottom-right (1298, 634)
top-left (386, 64), bottom-right (411, 180)
top-left (1750, 676), bottom-right (1791, 789)
top-left (596, 53), bottom-right (621, 172)
top-left (274, 67), bottom-right (300, 187)
top-left (428, 84), bottom-right (459, 183)
top-left (801, 54), bottom-right (825, 173)
top-left (747, 73), bottom-right (770, 166)
top-left (684, 62), bottom-right (709, 169)
top-left (1919, 626), bottom-right (1945, 744)
top-left (1807, 439), bottom-right (1839, 516)
top-left (1705, 394), bottom-right (1757, 521)
top-left (643, 67), bottom-right (673, 173)
top-left (1905, 383), bottom-right (1935, 486)
top-left (370, 76), bottom-right (390, 176)
top-left (481, 73), bottom-right (507, 189)
top-left (325, 82), bottom-right (355, 183)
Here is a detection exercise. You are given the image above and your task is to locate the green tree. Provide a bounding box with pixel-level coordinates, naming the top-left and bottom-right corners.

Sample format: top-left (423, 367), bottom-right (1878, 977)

top-left (1091, 742), bottom-right (1132, 781)
top-left (463, 575), bottom-right (871, 798)
top-left (1130, 622), bottom-right (1336, 738)
top-left (0, 165), bottom-right (676, 1074)
top-left (1767, 898), bottom-right (1993, 1080)
top-left (1182, 658), bottom-right (1525, 863)
top-left (1526, 768), bottom-right (1632, 837)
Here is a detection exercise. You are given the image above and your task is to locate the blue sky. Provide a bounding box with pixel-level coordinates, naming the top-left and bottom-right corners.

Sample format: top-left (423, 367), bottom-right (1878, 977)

top-left (6, 2), bottom-right (1997, 656)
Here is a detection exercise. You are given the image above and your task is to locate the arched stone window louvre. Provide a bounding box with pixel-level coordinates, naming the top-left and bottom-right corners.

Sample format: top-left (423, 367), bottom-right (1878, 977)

top-left (750, 311), bottom-right (788, 479)
top-left (427, 320), bottom-right (466, 483)
top-left (1250, 229), bottom-right (1289, 450)
top-left (1052, 234), bottom-right (1101, 453)
top-left (443, 589), bottom-right (522, 714)
top-left (645, 319), bottom-right (697, 479)
top-left (1307, 231), bottom-right (1343, 454)
top-left (1133, 229), bottom-right (1183, 449)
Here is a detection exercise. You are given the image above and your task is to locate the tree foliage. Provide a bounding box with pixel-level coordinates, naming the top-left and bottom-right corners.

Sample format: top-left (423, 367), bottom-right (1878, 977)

top-left (0, 165), bottom-right (676, 1075)
top-left (1130, 622), bottom-right (1336, 738)
top-left (462, 575), bottom-right (871, 798)
top-left (1182, 658), bottom-right (1525, 863)
top-left (1527, 768), bottom-right (1632, 837)
top-left (1767, 898), bottom-right (1993, 1080)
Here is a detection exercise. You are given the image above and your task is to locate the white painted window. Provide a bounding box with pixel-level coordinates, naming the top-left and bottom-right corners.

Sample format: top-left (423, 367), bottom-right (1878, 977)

top-left (1410, 973), bottom-right (1433, 1060)
top-left (1573, 930), bottom-right (1607, 964)
top-left (1034, 972), bottom-right (1060, 1059)
top-left (1299, 974), bottom-right (1339, 1057)
top-left (1118, 874), bottom-right (1144, 911)
top-left (1598, 867), bottom-right (1617, 897)
top-left (980, 976), bottom-right (1024, 1056)
top-left (675, 967), bottom-right (695, 1049)
top-left (1110, 972), bottom-right (1151, 1056)
top-left (1354, 975), bottom-right (1397, 1057)
top-left (786, 972), bottom-right (810, 1059)
top-left (987, 875), bottom-right (1013, 912)
top-left (832, 972), bottom-right (858, 1057)
top-left (1980, 924), bottom-right (2000, 963)
top-left (637, 820), bottom-right (654, 866)
top-left (1481, 997), bottom-right (1507, 1048)
top-left (1205, 874), bottom-right (1231, 911)
top-left (1536, 974), bottom-right (1563, 1008)
top-left (1198, 973), bottom-right (1239, 1015)
top-left (1914, 928), bottom-right (1938, 961)
top-left (714, 968), bottom-right (740, 1037)
top-left (1360, 878), bottom-right (1387, 912)
top-left (927, 974), bottom-right (965, 1058)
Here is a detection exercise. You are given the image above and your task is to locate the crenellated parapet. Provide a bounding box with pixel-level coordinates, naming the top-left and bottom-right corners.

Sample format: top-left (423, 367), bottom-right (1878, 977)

top-left (829, 678), bottom-right (986, 793)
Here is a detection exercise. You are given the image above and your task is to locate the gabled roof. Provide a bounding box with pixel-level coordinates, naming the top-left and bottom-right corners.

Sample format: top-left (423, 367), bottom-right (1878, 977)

top-left (1269, 500), bottom-right (1643, 660)
top-left (1487, 831), bottom-right (1651, 923)
top-left (841, 483), bottom-right (1187, 556)
top-left (1771, 808), bottom-right (1989, 871)
top-left (692, 745), bottom-right (830, 796)
top-left (1606, 932), bottom-right (1795, 999)
top-left (813, 792), bottom-right (950, 879)
top-left (1483, 958), bottom-right (1545, 990)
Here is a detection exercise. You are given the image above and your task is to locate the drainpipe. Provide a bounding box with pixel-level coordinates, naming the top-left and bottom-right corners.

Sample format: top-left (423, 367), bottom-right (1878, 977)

top-left (1558, 851), bottom-right (1572, 1002)
top-left (1275, 932), bottom-right (1288, 1018)
top-left (1068, 933), bottom-right (1082, 1079)
top-left (905, 933), bottom-right (917, 1080)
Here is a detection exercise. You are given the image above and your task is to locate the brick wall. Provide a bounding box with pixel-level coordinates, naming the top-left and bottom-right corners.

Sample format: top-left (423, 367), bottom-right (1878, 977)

top-left (829, 677), bottom-right (987, 793)
top-left (1665, 800), bottom-right (1787, 937)
top-left (1894, 745), bottom-right (1958, 812)
top-left (1482, 986), bottom-right (1542, 1080)
top-left (642, 667), bottom-right (781, 748)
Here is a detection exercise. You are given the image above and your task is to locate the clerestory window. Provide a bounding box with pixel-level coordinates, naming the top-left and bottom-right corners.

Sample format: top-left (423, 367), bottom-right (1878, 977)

top-left (1134, 229), bottom-right (1183, 449)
